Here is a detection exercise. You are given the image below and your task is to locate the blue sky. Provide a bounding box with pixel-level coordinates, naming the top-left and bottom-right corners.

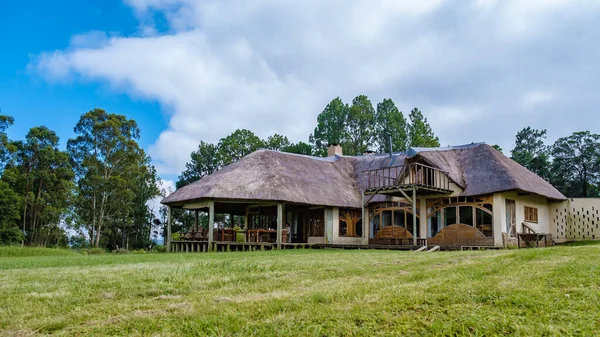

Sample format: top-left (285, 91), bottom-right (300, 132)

top-left (0, 0), bottom-right (166, 159)
top-left (3, 0), bottom-right (600, 189)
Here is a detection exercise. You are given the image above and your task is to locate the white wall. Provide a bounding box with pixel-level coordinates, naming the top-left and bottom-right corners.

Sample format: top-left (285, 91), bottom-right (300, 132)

top-left (325, 207), bottom-right (334, 244)
top-left (497, 191), bottom-right (551, 234)
top-left (550, 198), bottom-right (600, 242)
top-left (492, 193), bottom-right (505, 246)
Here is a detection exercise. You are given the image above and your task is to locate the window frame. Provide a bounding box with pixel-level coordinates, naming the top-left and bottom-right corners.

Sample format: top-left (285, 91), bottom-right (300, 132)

top-left (524, 206), bottom-right (539, 223)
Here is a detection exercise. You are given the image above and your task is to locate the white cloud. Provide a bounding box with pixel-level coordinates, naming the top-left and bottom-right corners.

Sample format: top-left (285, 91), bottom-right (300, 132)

top-left (30, 0), bottom-right (600, 177)
top-left (521, 91), bottom-right (553, 110)
top-left (70, 31), bottom-right (111, 49)
top-left (146, 178), bottom-right (176, 215)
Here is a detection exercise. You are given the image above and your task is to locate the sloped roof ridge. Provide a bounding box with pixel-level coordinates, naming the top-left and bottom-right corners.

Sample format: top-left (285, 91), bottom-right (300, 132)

top-left (407, 142), bottom-right (486, 157)
top-left (255, 148), bottom-right (341, 162)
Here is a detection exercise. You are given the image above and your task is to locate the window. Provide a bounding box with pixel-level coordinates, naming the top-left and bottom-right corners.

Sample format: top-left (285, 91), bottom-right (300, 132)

top-left (428, 209), bottom-right (441, 237)
top-left (369, 204), bottom-right (419, 238)
top-left (307, 209), bottom-right (324, 236)
top-left (382, 211), bottom-right (392, 227)
top-left (394, 210), bottom-right (405, 227)
top-left (459, 206), bottom-right (473, 226)
top-left (525, 206), bottom-right (538, 223)
top-left (444, 207), bottom-right (457, 227)
top-left (355, 220), bottom-right (363, 237)
top-left (339, 209), bottom-right (361, 237)
top-left (339, 219), bottom-right (348, 236)
top-left (406, 213), bottom-right (420, 237)
top-left (426, 196), bottom-right (494, 238)
top-left (476, 208), bottom-right (493, 237)
top-left (370, 213), bottom-right (381, 237)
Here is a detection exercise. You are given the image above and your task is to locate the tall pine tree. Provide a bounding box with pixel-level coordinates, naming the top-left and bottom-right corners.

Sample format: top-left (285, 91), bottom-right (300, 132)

top-left (510, 127), bottom-right (551, 180)
top-left (345, 95), bottom-right (376, 155)
top-left (375, 98), bottom-right (408, 153)
top-left (407, 108), bottom-right (440, 148)
top-left (310, 97), bottom-right (348, 156)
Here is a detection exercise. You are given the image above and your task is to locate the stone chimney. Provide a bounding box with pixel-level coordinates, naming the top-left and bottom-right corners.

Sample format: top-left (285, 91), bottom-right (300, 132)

top-left (327, 144), bottom-right (343, 157)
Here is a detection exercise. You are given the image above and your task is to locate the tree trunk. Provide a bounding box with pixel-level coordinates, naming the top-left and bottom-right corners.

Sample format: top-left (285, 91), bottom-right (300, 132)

top-left (21, 198), bottom-right (27, 247)
top-left (95, 226), bottom-right (102, 248)
top-left (31, 179), bottom-right (44, 245)
top-left (21, 163), bottom-right (32, 246)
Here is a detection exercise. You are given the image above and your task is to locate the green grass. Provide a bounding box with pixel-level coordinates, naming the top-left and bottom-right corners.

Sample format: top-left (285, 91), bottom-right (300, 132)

top-left (0, 246), bottom-right (76, 257)
top-left (1, 246), bottom-right (600, 336)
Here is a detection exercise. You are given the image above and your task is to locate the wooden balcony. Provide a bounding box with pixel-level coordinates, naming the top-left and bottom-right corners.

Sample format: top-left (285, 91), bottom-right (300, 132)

top-left (363, 163), bottom-right (453, 196)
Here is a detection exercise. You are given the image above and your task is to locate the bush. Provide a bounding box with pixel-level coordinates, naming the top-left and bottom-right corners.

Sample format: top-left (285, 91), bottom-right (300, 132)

top-left (171, 232), bottom-right (181, 241)
top-left (153, 245), bottom-right (167, 253)
top-left (236, 232), bottom-right (246, 242)
top-left (112, 248), bottom-right (129, 254)
top-left (132, 249), bottom-right (147, 254)
top-left (69, 235), bottom-right (90, 249)
top-left (84, 248), bottom-right (106, 255)
top-left (0, 246), bottom-right (75, 257)
top-left (0, 224), bottom-right (23, 246)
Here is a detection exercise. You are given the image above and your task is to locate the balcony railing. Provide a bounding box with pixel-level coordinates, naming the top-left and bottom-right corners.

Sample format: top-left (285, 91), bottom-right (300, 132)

top-left (363, 163), bottom-right (452, 193)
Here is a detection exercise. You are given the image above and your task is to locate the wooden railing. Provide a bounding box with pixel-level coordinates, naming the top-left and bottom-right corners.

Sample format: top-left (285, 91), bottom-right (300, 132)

top-left (363, 163), bottom-right (451, 192)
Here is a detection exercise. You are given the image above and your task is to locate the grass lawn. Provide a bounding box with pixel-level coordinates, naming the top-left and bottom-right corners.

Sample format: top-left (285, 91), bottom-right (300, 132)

top-left (1, 245), bottom-right (600, 336)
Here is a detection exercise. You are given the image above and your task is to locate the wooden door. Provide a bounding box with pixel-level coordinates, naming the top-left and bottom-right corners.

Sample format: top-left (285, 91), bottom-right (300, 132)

top-left (505, 199), bottom-right (516, 237)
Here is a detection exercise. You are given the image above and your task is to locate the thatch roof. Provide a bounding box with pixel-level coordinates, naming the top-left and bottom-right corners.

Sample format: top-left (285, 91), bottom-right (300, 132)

top-left (162, 150), bottom-right (362, 208)
top-left (162, 143), bottom-right (566, 208)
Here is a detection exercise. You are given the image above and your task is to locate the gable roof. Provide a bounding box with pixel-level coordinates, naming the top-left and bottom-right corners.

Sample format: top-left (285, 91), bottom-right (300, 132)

top-left (451, 144), bottom-right (565, 199)
top-left (162, 143), bottom-right (566, 208)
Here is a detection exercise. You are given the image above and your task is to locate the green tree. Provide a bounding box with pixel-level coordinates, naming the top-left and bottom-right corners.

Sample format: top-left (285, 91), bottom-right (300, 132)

top-left (407, 108), bottom-right (440, 148)
top-left (67, 108), bottom-right (147, 248)
top-left (177, 141), bottom-right (219, 189)
top-left (284, 141), bottom-right (313, 156)
top-left (510, 127), bottom-right (551, 180)
top-left (0, 180), bottom-right (21, 245)
top-left (310, 97), bottom-right (348, 156)
top-left (3, 126), bottom-right (74, 246)
top-left (217, 129), bottom-right (264, 166)
top-left (264, 134), bottom-right (291, 151)
top-left (551, 131), bottom-right (600, 197)
top-left (0, 114), bottom-right (16, 171)
top-left (375, 98), bottom-right (408, 153)
top-left (345, 95), bottom-right (375, 155)
top-left (112, 152), bottom-right (160, 249)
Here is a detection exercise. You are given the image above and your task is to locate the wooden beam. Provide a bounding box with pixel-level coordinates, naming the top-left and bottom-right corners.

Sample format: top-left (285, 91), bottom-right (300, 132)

top-left (182, 200), bottom-right (210, 210)
top-left (412, 186), bottom-right (417, 246)
top-left (208, 200), bottom-right (214, 248)
top-left (397, 188), bottom-right (414, 204)
top-left (363, 192), bottom-right (379, 207)
top-left (362, 190), bottom-right (371, 245)
top-left (277, 203), bottom-right (283, 250)
top-left (167, 206), bottom-right (173, 252)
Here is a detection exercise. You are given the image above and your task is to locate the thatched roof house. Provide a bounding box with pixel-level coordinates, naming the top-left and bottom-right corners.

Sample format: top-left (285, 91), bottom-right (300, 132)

top-left (163, 143), bottom-right (564, 208)
top-left (162, 143), bottom-right (565, 250)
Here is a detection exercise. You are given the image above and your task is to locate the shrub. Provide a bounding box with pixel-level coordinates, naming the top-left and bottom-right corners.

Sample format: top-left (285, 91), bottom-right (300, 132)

top-left (87, 248), bottom-right (106, 255)
top-left (0, 246), bottom-right (75, 257)
top-left (112, 248), bottom-right (129, 254)
top-left (153, 245), bottom-right (167, 253)
top-left (236, 232), bottom-right (246, 242)
top-left (171, 232), bottom-right (181, 241)
top-left (132, 249), bottom-right (147, 254)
